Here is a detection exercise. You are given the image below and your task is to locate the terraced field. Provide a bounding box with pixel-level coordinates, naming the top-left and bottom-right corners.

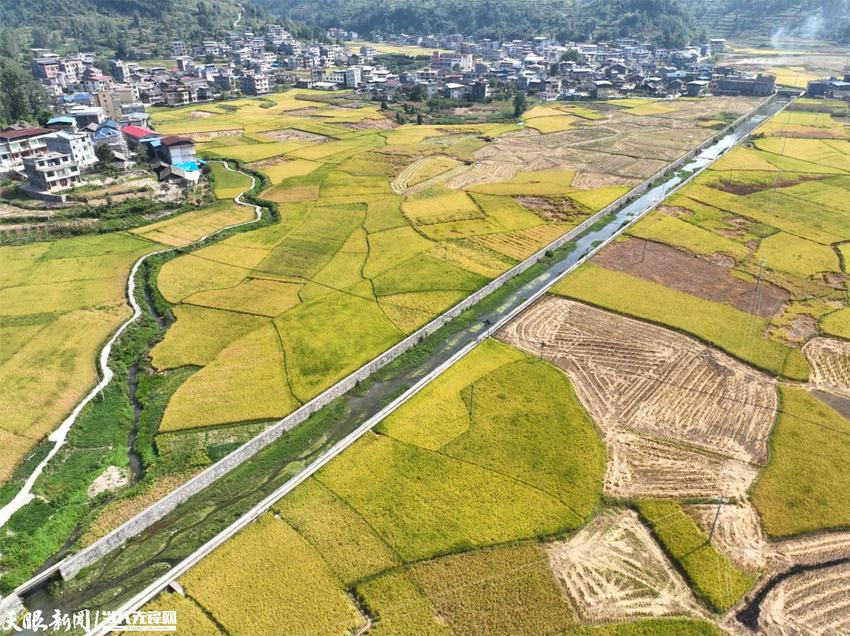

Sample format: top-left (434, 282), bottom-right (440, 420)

top-left (146, 90), bottom-right (755, 437)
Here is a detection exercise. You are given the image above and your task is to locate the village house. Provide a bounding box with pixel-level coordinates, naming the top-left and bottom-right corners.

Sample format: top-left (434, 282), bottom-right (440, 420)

top-left (45, 129), bottom-right (97, 168)
top-left (23, 152), bottom-right (81, 193)
top-left (0, 127), bottom-right (54, 175)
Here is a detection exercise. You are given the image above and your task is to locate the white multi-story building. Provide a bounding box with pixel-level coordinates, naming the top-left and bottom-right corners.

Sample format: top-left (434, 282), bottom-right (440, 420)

top-left (23, 152), bottom-right (81, 192)
top-left (45, 130), bottom-right (97, 168)
top-left (0, 127), bottom-right (53, 175)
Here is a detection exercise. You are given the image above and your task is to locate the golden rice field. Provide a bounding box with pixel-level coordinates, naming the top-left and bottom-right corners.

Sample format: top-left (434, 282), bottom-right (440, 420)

top-left (149, 90), bottom-right (748, 433)
top-left (180, 513), bottom-right (366, 635)
top-left (556, 99), bottom-right (850, 380)
top-left (0, 233), bottom-right (155, 482)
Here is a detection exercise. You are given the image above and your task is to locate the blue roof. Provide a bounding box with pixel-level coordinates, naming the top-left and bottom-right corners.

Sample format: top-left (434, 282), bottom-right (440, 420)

top-left (47, 116), bottom-right (75, 125)
top-left (176, 160), bottom-right (205, 172)
top-left (94, 128), bottom-right (120, 139)
top-left (72, 92), bottom-right (92, 103)
top-left (100, 118), bottom-right (120, 130)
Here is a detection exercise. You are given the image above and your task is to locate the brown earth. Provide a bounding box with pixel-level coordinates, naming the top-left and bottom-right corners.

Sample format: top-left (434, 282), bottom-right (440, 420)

top-left (264, 129), bottom-right (331, 143)
top-left (594, 238), bottom-right (789, 317)
top-left (515, 196), bottom-right (586, 223)
top-left (498, 297), bottom-right (777, 498)
top-left (710, 174), bottom-right (824, 196)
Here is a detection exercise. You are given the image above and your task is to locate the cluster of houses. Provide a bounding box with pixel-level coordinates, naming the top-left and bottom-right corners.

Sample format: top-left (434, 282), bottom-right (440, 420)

top-left (13, 25), bottom-right (816, 199)
top-left (26, 27), bottom-right (784, 119)
top-left (0, 114), bottom-right (199, 199)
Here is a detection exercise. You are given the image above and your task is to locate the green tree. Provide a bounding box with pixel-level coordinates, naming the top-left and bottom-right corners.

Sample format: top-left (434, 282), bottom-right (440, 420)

top-left (513, 92), bottom-right (527, 118)
top-left (0, 58), bottom-right (51, 127)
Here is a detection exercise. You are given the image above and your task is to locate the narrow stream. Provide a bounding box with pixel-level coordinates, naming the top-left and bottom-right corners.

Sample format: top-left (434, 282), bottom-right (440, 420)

top-left (126, 365), bottom-right (144, 486)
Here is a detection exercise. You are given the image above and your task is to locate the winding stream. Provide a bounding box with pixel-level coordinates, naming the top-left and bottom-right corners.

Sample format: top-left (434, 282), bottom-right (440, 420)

top-left (0, 162), bottom-right (263, 529)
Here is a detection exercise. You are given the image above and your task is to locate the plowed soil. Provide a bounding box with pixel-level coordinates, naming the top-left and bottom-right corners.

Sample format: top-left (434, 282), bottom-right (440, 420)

top-left (594, 238), bottom-right (789, 317)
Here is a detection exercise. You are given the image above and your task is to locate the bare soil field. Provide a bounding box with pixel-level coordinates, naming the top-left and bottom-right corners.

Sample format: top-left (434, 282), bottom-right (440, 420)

top-left (338, 117), bottom-right (396, 130)
top-left (546, 508), bottom-right (701, 621)
top-left (499, 297), bottom-right (777, 498)
top-left (803, 337), bottom-right (850, 397)
top-left (594, 238), bottom-right (788, 317)
top-left (186, 129), bottom-right (242, 142)
top-left (264, 129), bottom-right (331, 142)
top-left (757, 561), bottom-right (850, 635)
top-left (515, 196), bottom-right (586, 223)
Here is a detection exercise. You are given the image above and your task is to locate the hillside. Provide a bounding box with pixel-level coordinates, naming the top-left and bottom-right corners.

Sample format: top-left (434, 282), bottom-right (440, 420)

top-left (683, 0), bottom-right (850, 43)
top-left (256, 0), bottom-right (699, 46)
top-left (0, 0), bottom-right (270, 58)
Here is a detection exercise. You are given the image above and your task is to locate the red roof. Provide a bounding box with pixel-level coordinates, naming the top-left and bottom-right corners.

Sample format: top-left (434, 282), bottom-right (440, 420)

top-left (0, 127), bottom-right (52, 141)
top-left (160, 135), bottom-right (194, 147)
top-left (121, 125), bottom-right (158, 139)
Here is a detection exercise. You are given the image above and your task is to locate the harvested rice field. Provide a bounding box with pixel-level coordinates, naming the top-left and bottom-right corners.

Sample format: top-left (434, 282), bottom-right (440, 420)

top-left (546, 509), bottom-right (701, 622)
top-left (757, 561), bottom-right (850, 636)
top-left (499, 297), bottom-right (777, 498)
top-left (550, 99), bottom-right (850, 386)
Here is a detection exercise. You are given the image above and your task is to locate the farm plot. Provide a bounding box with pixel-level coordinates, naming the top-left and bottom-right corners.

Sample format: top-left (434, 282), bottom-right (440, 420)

top-left (498, 297), bottom-right (777, 498)
top-left (406, 542), bottom-right (577, 636)
top-left (757, 561), bottom-right (850, 636)
top-left (313, 338), bottom-right (603, 561)
top-left (546, 509), bottom-right (701, 622)
top-left (803, 337), bottom-right (850, 397)
top-left (594, 237), bottom-right (787, 315)
top-left (752, 386), bottom-right (850, 538)
top-left (131, 200), bottom-right (255, 247)
top-left (0, 233), bottom-right (155, 482)
top-left (180, 513), bottom-right (366, 635)
top-left (686, 501), bottom-right (771, 572)
top-left (635, 500), bottom-right (756, 613)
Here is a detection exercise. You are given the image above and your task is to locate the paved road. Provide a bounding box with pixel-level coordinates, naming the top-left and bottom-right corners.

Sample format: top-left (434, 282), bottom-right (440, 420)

top-left (16, 97), bottom-right (789, 633)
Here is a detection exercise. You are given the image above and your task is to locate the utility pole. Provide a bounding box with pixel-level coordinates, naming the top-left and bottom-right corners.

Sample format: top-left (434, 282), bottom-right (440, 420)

top-left (708, 496), bottom-right (725, 543)
top-left (539, 340), bottom-right (546, 359)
